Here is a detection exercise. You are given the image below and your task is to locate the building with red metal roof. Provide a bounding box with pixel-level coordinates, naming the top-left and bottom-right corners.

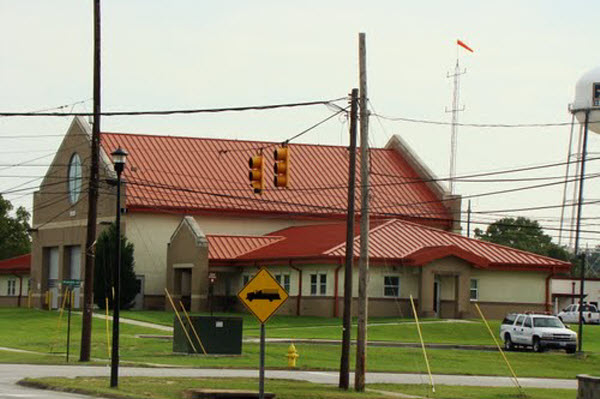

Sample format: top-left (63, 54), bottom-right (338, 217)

top-left (0, 254), bottom-right (31, 307)
top-left (29, 117), bottom-right (570, 318)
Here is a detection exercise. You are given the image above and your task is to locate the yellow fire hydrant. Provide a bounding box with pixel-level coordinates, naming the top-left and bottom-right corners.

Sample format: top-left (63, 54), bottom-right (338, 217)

top-left (287, 343), bottom-right (299, 368)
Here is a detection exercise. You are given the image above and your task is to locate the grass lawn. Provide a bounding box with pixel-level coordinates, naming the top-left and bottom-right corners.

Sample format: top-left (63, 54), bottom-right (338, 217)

top-left (120, 309), bottom-right (600, 352)
top-left (371, 383), bottom-right (575, 399)
top-left (23, 377), bottom-right (576, 399)
top-left (2, 308), bottom-right (599, 378)
top-left (23, 377), bottom-right (390, 399)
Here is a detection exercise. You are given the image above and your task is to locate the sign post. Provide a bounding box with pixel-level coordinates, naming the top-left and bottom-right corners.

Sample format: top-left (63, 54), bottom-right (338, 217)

top-left (237, 268), bottom-right (288, 399)
top-left (61, 279), bottom-right (80, 362)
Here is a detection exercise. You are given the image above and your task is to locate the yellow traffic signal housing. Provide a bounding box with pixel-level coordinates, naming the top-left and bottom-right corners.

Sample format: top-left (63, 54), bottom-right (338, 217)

top-left (273, 146), bottom-right (290, 188)
top-left (248, 154), bottom-right (265, 194)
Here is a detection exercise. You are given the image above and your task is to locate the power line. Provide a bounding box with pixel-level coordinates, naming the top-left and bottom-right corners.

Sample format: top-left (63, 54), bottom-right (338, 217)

top-left (0, 97), bottom-right (347, 117)
top-left (371, 113), bottom-right (592, 128)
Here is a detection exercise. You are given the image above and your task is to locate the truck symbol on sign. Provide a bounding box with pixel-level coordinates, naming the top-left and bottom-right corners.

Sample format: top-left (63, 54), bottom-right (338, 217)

top-left (246, 289), bottom-right (281, 302)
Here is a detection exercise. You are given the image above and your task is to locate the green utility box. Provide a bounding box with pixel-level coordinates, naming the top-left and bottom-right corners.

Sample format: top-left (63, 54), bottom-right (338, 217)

top-left (173, 316), bottom-right (243, 355)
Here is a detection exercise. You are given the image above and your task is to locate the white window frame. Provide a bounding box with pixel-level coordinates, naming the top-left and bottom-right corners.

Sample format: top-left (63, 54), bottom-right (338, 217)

top-left (383, 275), bottom-right (400, 297)
top-left (7, 279), bottom-right (16, 296)
top-left (275, 273), bottom-right (291, 293)
top-left (310, 273), bottom-right (327, 296)
top-left (470, 279), bottom-right (479, 301)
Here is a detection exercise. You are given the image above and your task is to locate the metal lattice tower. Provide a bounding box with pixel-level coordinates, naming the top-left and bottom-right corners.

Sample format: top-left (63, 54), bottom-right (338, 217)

top-left (446, 59), bottom-right (466, 195)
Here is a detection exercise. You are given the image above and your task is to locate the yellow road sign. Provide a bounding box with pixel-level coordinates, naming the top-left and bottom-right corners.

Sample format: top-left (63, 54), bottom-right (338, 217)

top-left (238, 268), bottom-right (289, 324)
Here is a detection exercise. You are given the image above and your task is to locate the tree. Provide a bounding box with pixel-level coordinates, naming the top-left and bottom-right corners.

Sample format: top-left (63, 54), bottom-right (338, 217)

top-left (474, 217), bottom-right (571, 262)
top-left (93, 223), bottom-right (137, 310)
top-left (0, 194), bottom-right (31, 260)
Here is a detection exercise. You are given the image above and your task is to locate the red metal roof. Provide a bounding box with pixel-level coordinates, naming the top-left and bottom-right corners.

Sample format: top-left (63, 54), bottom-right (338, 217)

top-left (100, 133), bottom-right (452, 228)
top-left (232, 220), bottom-right (570, 271)
top-left (207, 235), bottom-right (283, 260)
top-left (0, 254), bottom-right (31, 275)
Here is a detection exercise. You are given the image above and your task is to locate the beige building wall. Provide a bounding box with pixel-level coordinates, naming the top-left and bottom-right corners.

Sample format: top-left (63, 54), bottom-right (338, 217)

top-left (472, 269), bottom-right (546, 303)
top-left (30, 118), bottom-right (121, 309)
top-left (551, 278), bottom-right (600, 312)
top-left (127, 213), bottom-right (332, 297)
top-left (0, 274), bottom-right (30, 306)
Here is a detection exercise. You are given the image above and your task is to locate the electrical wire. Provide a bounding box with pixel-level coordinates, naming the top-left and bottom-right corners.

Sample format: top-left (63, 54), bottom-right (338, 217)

top-left (0, 97), bottom-right (347, 117)
top-left (371, 113), bottom-right (600, 128)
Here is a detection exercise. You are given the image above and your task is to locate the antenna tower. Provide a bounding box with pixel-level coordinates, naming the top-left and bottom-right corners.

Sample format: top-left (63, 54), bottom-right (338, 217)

top-left (446, 59), bottom-right (466, 195)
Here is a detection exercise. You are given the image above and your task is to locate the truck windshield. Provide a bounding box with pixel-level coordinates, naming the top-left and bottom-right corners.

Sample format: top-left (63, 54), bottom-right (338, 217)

top-left (533, 317), bottom-right (563, 328)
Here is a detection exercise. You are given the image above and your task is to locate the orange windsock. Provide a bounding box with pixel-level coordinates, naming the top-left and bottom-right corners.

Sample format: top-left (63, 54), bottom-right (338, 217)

top-left (457, 39), bottom-right (474, 53)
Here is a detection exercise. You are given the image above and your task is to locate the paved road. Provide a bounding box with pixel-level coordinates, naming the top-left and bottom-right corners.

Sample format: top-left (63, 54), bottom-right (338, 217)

top-left (0, 363), bottom-right (576, 398)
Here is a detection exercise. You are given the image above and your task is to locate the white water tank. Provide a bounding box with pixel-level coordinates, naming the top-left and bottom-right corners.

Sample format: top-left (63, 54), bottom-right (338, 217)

top-left (572, 66), bottom-right (600, 134)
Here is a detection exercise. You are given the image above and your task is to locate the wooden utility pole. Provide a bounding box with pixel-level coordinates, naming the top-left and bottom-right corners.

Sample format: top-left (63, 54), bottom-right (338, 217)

top-left (355, 32), bottom-right (369, 392)
top-left (339, 88), bottom-right (359, 390)
top-left (80, 0), bottom-right (101, 362)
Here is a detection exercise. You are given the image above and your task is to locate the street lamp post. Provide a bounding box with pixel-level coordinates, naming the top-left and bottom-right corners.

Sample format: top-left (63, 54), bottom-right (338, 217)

top-left (110, 147), bottom-right (128, 388)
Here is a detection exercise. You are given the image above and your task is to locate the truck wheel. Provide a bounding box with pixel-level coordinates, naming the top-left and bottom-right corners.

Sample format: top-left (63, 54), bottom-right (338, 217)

top-left (566, 347), bottom-right (576, 354)
top-left (533, 337), bottom-right (544, 353)
top-left (504, 334), bottom-right (514, 351)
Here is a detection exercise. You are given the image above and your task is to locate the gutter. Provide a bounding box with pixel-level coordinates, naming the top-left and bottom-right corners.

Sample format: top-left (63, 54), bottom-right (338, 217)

top-left (546, 266), bottom-right (555, 313)
top-left (334, 260), bottom-right (343, 318)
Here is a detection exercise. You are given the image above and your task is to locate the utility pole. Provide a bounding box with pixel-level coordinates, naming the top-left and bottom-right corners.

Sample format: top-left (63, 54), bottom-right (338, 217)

top-left (80, 0), bottom-right (101, 362)
top-left (339, 88), bottom-right (359, 390)
top-left (575, 110), bottom-right (590, 354)
top-left (355, 32), bottom-right (370, 392)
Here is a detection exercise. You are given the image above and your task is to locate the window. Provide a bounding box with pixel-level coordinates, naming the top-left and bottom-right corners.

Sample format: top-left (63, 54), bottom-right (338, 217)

top-left (275, 274), bottom-right (290, 292)
top-left (515, 315), bottom-right (524, 326)
top-left (67, 153), bottom-right (82, 204)
top-left (523, 317), bottom-right (532, 328)
top-left (242, 274), bottom-right (251, 286)
top-left (384, 276), bottom-right (400, 297)
top-left (310, 273), bottom-right (327, 295)
top-left (7, 280), bottom-right (16, 296)
top-left (469, 279), bottom-right (478, 301)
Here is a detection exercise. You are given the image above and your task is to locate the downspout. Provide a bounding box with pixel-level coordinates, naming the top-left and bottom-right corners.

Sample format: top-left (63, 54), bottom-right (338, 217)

top-left (571, 282), bottom-right (576, 305)
top-left (13, 273), bottom-right (22, 308)
top-left (290, 261), bottom-right (302, 316)
top-left (334, 260), bottom-right (343, 318)
top-left (545, 267), bottom-right (555, 313)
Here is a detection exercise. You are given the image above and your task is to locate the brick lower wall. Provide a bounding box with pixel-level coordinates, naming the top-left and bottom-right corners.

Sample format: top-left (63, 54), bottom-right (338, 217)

top-left (0, 296), bottom-right (26, 307)
top-left (146, 294), bottom-right (543, 321)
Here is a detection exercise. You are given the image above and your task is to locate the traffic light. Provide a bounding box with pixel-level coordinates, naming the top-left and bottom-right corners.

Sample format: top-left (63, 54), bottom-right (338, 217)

top-left (248, 154), bottom-right (265, 194)
top-left (273, 146), bottom-right (290, 188)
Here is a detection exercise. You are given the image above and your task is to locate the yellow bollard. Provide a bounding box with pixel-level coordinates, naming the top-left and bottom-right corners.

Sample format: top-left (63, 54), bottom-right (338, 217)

top-left (286, 343), bottom-right (299, 368)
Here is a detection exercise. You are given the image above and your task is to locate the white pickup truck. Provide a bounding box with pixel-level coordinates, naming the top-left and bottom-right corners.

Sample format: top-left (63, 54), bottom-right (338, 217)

top-left (557, 303), bottom-right (600, 325)
top-left (499, 313), bottom-right (577, 353)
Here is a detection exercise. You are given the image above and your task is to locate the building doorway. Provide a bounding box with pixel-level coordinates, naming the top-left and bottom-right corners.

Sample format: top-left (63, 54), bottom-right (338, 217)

top-left (67, 246), bottom-right (81, 309)
top-left (47, 247), bottom-right (59, 309)
top-left (433, 277), bottom-right (441, 317)
top-left (133, 275), bottom-right (144, 310)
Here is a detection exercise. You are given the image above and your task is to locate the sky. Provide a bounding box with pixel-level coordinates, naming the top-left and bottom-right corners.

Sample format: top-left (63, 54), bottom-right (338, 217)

top-left (1, 1), bottom-right (600, 248)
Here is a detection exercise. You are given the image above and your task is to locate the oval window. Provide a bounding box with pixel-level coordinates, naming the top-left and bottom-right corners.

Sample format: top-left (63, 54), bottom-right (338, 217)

top-left (68, 153), bottom-right (82, 204)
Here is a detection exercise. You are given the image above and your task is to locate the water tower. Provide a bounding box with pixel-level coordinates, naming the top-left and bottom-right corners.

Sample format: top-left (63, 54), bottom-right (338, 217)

top-left (572, 66), bottom-right (600, 130)
top-left (568, 66), bottom-right (600, 353)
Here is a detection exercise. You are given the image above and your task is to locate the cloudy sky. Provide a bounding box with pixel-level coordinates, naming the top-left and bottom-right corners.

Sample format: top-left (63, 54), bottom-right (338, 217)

top-left (2, 1), bottom-right (600, 247)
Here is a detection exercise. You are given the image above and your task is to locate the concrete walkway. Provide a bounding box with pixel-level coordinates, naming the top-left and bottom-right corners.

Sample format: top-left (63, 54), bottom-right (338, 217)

top-left (91, 312), bottom-right (173, 332)
top-left (0, 364), bottom-right (576, 390)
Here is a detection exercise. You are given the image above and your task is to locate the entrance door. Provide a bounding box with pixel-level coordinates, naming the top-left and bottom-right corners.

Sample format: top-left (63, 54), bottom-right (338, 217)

top-left (68, 246), bottom-right (81, 309)
top-left (48, 247), bottom-right (59, 309)
top-left (433, 278), bottom-right (441, 317)
top-left (133, 275), bottom-right (144, 310)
